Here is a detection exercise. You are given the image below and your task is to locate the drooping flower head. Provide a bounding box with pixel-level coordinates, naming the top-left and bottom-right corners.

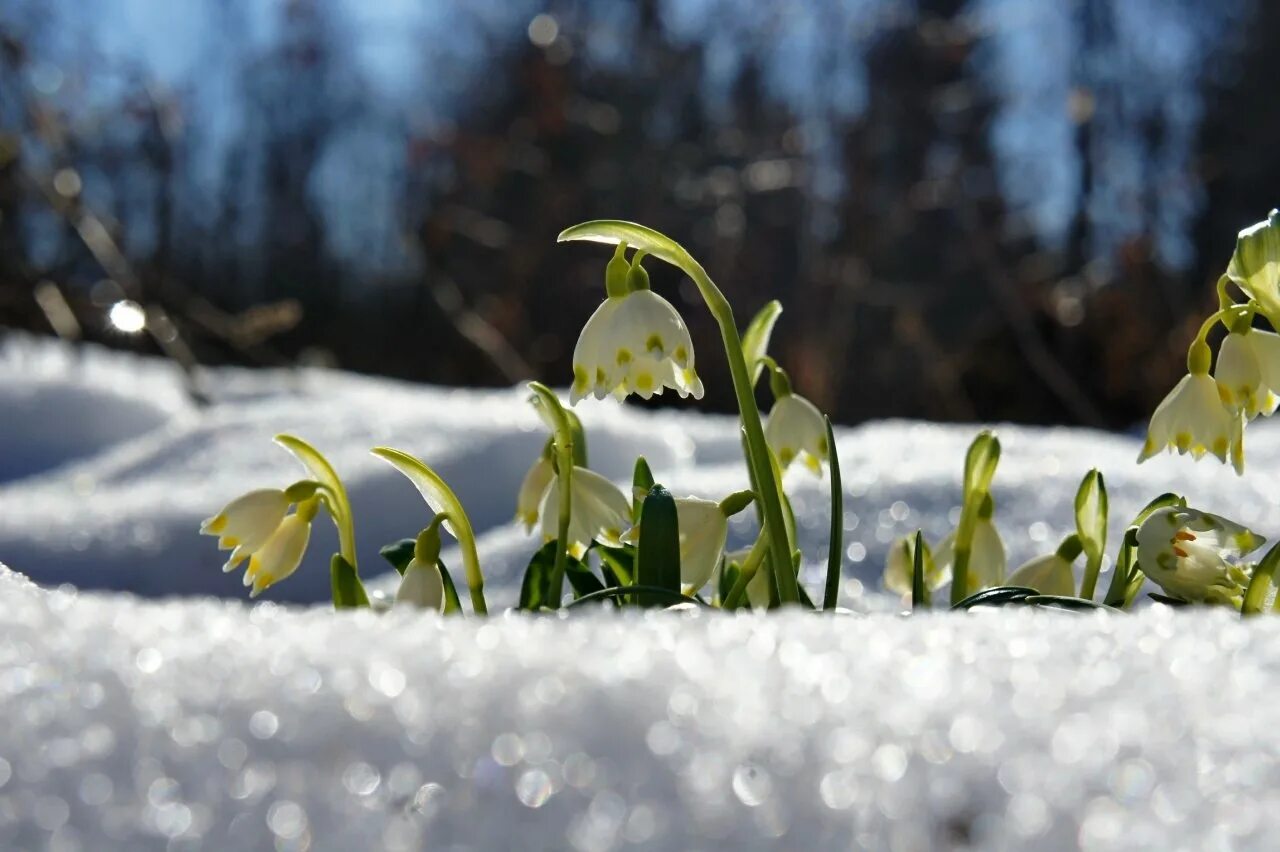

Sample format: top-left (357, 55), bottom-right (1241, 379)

top-left (539, 467), bottom-right (631, 558)
top-left (1138, 344), bottom-right (1242, 474)
top-left (1215, 328), bottom-right (1280, 420)
top-left (571, 248), bottom-right (703, 404)
top-left (240, 497), bottom-right (319, 598)
top-left (200, 488), bottom-right (291, 571)
top-left (396, 518), bottom-right (447, 612)
top-left (1136, 506), bottom-right (1263, 606)
top-left (765, 393), bottom-right (829, 474)
top-left (623, 495), bottom-right (729, 593)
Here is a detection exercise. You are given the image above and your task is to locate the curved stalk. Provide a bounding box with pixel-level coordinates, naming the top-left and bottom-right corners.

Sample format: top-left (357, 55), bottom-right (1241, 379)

top-left (527, 382), bottom-right (576, 608)
top-left (275, 434), bottom-right (357, 569)
top-left (370, 447), bottom-right (488, 615)
top-left (558, 220), bottom-right (798, 604)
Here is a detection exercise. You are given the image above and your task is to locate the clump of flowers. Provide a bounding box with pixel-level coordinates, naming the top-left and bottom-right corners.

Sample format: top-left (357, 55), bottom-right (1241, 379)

top-left (1139, 210), bottom-right (1280, 475)
top-left (199, 215), bottom-right (1280, 618)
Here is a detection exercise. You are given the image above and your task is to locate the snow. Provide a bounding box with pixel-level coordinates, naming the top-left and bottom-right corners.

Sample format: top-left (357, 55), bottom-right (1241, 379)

top-left (3, 334), bottom-right (1280, 849)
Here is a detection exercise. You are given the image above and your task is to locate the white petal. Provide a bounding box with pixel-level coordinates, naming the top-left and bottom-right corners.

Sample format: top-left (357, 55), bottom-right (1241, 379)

top-left (970, 519), bottom-right (1007, 589)
top-left (200, 488), bottom-right (290, 554)
top-left (1214, 332), bottom-right (1262, 416)
top-left (395, 557), bottom-right (445, 611)
top-left (245, 514), bottom-right (310, 596)
top-left (515, 457), bottom-right (554, 532)
top-left (765, 394), bottom-right (828, 473)
top-left (539, 467), bottom-right (630, 554)
top-left (571, 298), bottom-right (622, 404)
top-left (674, 497), bottom-right (728, 592)
top-left (1004, 554), bottom-right (1074, 596)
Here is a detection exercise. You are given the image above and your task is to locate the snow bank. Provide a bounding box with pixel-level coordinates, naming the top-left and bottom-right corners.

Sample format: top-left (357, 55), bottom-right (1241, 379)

top-left (2, 567), bottom-right (1278, 850)
top-left (4, 335), bottom-right (1280, 849)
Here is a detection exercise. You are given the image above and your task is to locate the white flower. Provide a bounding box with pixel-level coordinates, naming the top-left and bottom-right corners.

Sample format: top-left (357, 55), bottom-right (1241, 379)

top-left (1227, 211), bottom-right (1280, 322)
top-left (623, 496), bottom-right (729, 593)
top-left (570, 290), bottom-right (704, 404)
top-left (515, 456), bottom-right (555, 531)
top-left (1136, 506), bottom-right (1263, 606)
top-left (1004, 552), bottom-right (1075, 596)
top-left (765, 393), bottom-right (829, 474)
top-left (539, 467), bottom-right (631, 558)
top-left (242, 512), bottom-right (312, 598)
top-left (882, 519), bottom-right (1005, 597)
top-left (1233, 327), bottom-right (1280, 414)
top-left (200, 488), bottom-right (290, 572)
top-left (395, 558), bottom-right (445, 611)
top-left (1137, 372), bottom-right (1242, 474)
top-left (1214, 330), bottom-right (1280, 418)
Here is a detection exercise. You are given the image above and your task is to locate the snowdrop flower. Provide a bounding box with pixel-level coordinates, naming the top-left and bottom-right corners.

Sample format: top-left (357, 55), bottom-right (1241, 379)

top-left (883, 535), bottom-right (941, 596)
top-left (1136, 506), bottom-right (1262, 606)
top-left (396, 558), bottom-right (444, 610)
top-left (1005, 537), bottom-right (1078, 596)
top-left (1138, 366), bottom-right (1242, 474)
top-left (515, 454), bottom-right (555, 531)
top-left (883, 517), bottom-right (1005, 596)
top-left (1227, 210), bottom-right (1280, 324)
top-left (539, 467), bottom-right (631, 558)
top-left (570, 258), bottom-right (703, 403)
top-left (200, 488), bottom-right (291, 571)
top-left (765, 393), bottom-right (829, 474)
top-left (241, 498), bottom-right (319, 598)
top-left (624, 495), bottom-right (729, 593)
top-left (1216, 328), bottom-right (1280, 419)
top-left (395, 519), bottom-right (447, 611)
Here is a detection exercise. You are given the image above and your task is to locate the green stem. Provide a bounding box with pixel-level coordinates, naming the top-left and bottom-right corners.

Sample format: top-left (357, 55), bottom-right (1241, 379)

top-left (556, 221), bottom-right (797, 604)
top-left (722, 530), bottom-right (770, 610)
top-left (370, 447), bottom-right (488, 615)
top-left (528, 382), bottom-right (575, 608)
top-left (275, 434), bottom-right (359, 569)
top-left (690, 273), bottom-right (798, 604)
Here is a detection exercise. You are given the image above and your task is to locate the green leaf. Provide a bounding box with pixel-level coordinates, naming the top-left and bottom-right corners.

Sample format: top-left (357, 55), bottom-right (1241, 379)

top-left (632, 457), bottom-right (654, 523)
top-left (1242, 540), bottom-right (1280, 616)
top-left (565, 409), bottom-right (589, 469)
top-left (276, 434), bottom-right (358, 570)
top-left (635, 484), bottom-right (681, 607)
top-left (438, 561), bottom-right (463, 615)
top-left (379, 539), bottom-right (416, 575)
top-left (1074, 469), bottom-right (1108, 600)
top-left (742, 300), bottom-right (783, 385)
top-left (330, 554), bottom-right (369, 609)
top-left (823, 416), bottom-right (843, 611)
top-left (518, 541), bottom-right (558, 611)
top-left (911, 530), bottom-right (926, 611)
top-left (719, 558), bottom-right (740, 605)
top-left (566, 561), bottom-right (607, 600)
top-left (1131, 492), bottom-right (1185, 526)
top-left (371, 447), bottom-right (486, 615)
top-left (962, 431), bottom-right (1001, 502)
top-left (597, 545), bottom-right (635, 587)
top-left (558, 220), bottom-right (700, 278)
top-left (518, 541), bottom-right (600, 610)
top-left (1103, 528), bottom-right (1142, 608)
top-left (951, 586), bottom-right (1038, 610)
top-left (565, 585), bottom-right (708, 610)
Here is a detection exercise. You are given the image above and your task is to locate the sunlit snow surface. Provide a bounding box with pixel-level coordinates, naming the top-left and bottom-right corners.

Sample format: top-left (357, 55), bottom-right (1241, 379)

top-left (5, 336), bottom-right (1280, 849)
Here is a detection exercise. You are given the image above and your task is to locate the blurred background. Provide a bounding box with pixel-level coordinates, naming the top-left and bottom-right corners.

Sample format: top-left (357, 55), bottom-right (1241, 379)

top-left (0, 0), bottom-right (1276, 429)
